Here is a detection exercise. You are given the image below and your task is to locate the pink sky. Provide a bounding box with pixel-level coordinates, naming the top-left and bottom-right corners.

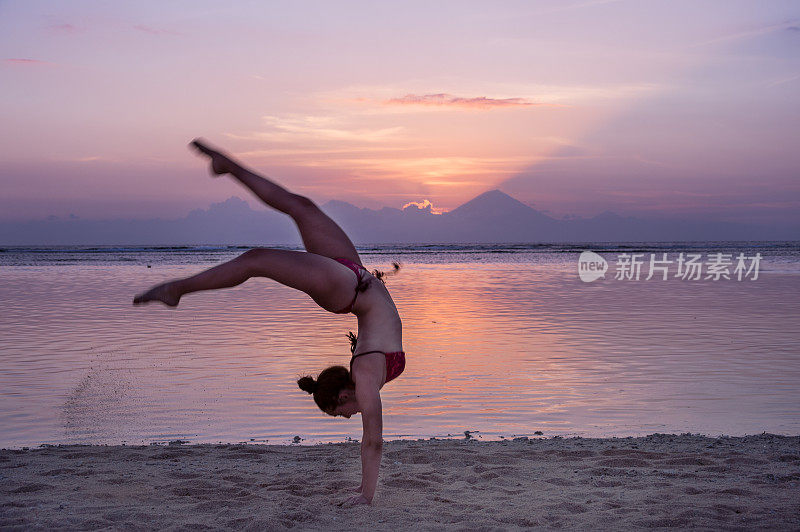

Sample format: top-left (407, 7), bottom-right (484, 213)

top-left (1, 0), bottom-right (798, 226)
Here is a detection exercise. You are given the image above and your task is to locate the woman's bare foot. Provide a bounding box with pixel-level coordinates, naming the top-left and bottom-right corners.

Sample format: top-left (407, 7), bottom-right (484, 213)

top-left (190, 138), bottom-right (234, 176)
top-left (133, 281), bottom-right (182, 307)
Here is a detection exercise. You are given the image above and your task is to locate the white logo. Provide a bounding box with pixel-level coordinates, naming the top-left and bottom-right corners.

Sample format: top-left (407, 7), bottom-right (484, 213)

top-left (577, 251), bottom-right (762, 282)
top-left (578, 251), bottom-right (608, 283)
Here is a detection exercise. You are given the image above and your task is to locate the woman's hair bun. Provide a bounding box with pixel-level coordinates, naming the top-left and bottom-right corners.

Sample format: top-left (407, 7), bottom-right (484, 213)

top-left (297, 376), bottom-right (317, 394)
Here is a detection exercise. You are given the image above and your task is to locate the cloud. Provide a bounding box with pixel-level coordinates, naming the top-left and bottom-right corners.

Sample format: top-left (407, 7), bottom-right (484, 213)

top-left (49, 23), bottom-right (79, 33)
top-left (764, 73), bottom-right (800, 88)
top-left (133, 25), bottom-right (180, 36)
top-left (548, 144), bottom-right (594, 158)
top-left (401, 199), bottom-right (444, 214)
top-left (383, 93), bottom-right (542, 109)
top-left (239, 115), bottom-right (405, 143)
top-left (527, 0), bottom-right (628, 15)
top-left (4, 58), bottom-right (51, 66)
top-left (685, 20), bottom-right (799, 49)
top-left (329, 82), bottom-right (657, 111)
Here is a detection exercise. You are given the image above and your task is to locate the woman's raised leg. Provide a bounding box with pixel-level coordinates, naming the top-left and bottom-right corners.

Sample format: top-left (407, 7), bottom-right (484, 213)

top-left (191, 139), bottom-right (362, 265)
top-left (133, 248), bottom-right (360, 312)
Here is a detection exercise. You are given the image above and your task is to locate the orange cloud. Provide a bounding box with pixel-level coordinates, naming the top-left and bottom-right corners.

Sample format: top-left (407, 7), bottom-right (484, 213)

top-left (384, 93), bottom-right (540, 109)
top-left (401, 199), bottom-right (444, 214)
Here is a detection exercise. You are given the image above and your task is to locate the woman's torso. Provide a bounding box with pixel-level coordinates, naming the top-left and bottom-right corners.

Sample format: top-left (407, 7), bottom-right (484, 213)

top-left (352, 273), bottom-right (403, 350)
top-left (346, 263), bottom-right (404, 387)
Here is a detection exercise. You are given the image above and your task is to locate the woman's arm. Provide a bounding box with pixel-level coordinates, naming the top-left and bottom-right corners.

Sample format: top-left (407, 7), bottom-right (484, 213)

top-left (357, 387), bottom-right (383, 502)
top-left (339, 383), bottom-right (382, 506)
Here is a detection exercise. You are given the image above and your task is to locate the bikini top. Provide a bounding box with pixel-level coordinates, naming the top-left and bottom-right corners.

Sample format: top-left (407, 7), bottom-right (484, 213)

top-left (333, 257), bottom-right (371, 314)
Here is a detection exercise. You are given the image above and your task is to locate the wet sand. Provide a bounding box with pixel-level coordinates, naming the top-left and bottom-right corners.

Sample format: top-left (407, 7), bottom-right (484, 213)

top-left (2, 433), bottom-right (798, 530)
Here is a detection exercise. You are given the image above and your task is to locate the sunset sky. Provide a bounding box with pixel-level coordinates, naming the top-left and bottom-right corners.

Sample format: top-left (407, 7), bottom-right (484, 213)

top-left (1, 1), bottom-right (798, 226)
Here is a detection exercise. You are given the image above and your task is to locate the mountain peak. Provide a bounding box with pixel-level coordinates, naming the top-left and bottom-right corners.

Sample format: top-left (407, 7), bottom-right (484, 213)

top-left (322, 199), bottom-right (359, 210)
top-left (448, 189), bottom-right (540, 218)
top-left (476, 189), bottom-right (513, 200)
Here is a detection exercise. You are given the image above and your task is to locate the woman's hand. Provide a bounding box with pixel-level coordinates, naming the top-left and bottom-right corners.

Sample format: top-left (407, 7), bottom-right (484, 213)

top-left (338, 494), bottom-right (371, 507)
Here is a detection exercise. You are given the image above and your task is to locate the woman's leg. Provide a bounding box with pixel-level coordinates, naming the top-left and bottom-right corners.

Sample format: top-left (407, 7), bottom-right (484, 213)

top-left (133, 248), bottom-right (358, 312)
top-left (191, 139), bottom-right (362, 265)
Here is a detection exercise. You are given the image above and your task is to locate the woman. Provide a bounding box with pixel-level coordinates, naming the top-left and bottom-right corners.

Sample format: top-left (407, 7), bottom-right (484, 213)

top-left (133, 139), bottom-right (405, 506)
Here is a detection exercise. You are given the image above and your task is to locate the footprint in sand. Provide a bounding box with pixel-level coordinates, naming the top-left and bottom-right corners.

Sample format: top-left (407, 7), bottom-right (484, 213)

top-left (476, 453), bottom-right (517, 465)
top-left (716, 487), bottom-right (753, 496)
top-left (544, 477), bottom-right (576, 486)
top-left (417, 471), bottom-right (446, 483)
top-left (593, 479), bottom-right (623, 487)
top-left (399, 451), bottom-right (441, 464)
top-left (595, 457), bottom-right (651, 468)
top-left (556, 450), bottom-right (596, 460)
top-left (662, 456), bottom-right (717, 466)
top-left (221, 474), bottom-right (250, 483)
top-left (8, 483), bottom-right (50, 494)
top-left (601, 449), bottom-right (667, 459)
top-left (724, 456), bottom-right (767, 466)
top-left (98, 478), bottom-right (127, 485)
top-left (39, 468), bottom-right (77, 476)
top-left (383, 478), bottom-right (431, 489)
top-left (545, 502), bottom-right (588, 514)
top-left (167, 472), bottom-right (202, 480)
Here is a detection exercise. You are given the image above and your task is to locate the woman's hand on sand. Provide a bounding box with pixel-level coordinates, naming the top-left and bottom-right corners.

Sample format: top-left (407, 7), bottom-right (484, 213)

top-left (338, 494), bottom-right (371, 507)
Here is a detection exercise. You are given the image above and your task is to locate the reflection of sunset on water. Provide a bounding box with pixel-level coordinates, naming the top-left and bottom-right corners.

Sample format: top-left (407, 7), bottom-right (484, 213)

top-left (6, 252), bottom-right (797, 448)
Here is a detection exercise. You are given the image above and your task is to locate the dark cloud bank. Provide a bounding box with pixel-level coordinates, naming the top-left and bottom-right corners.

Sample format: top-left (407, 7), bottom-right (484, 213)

top-left (0, 190), bottom-right (796, 245)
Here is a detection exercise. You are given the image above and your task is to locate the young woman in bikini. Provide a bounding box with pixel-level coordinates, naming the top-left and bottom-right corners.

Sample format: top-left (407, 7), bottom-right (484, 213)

top-left (133, 140), bottom-right (405, 506)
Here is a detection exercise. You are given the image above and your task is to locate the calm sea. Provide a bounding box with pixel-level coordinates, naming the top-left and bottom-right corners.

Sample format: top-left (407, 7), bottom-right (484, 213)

top-left (1, 242), bottom-right (799, 448)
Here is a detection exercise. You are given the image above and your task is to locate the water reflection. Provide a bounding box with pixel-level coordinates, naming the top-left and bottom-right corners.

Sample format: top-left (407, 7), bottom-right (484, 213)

top-left (0, 258), bottom-right (799, 448)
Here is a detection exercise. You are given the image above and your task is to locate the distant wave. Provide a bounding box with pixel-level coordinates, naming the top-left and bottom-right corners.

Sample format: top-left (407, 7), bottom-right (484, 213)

top-left (0, 245), bottom-right (255, 253)
top-left (1, 241), bottom-right (798, 267)
top-left (361, 241), bottom-right (800, 254)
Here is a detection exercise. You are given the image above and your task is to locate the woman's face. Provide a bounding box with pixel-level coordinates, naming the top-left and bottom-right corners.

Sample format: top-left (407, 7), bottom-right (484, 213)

top-left (328, 389), bottom-right (360, 418)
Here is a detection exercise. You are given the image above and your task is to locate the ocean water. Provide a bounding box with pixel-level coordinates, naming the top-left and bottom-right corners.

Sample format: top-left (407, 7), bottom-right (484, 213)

top-left (1, 242), bottom-right (799, 448)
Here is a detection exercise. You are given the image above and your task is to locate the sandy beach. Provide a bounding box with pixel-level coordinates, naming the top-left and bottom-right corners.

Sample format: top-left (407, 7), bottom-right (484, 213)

top-left (2, 433), bottom-right (798, 530)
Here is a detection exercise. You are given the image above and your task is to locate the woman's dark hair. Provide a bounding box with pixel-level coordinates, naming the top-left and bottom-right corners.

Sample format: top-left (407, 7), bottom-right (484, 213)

top-left (298, 365), bottom-right (353, 414)
top-left (371, 261), bottom-right (401, 283)
top-left (347, 331), bottom-right (358, 354)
